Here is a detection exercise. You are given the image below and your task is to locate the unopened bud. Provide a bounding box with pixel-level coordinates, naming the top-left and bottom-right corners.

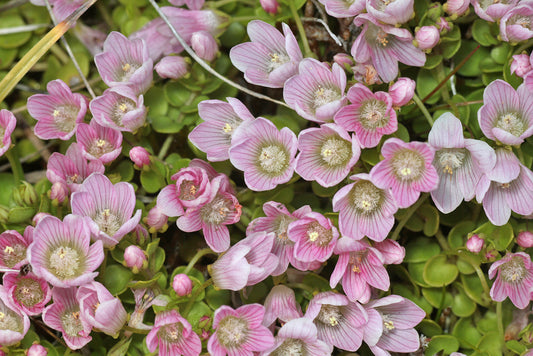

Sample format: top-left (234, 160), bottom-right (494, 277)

top-left (389, 77), bottom-right (415, 107)
top-left (32, 212), bottom-right (51, 226)
top-left (415, 26), bottom-right (440, 50)
top-left (511, 54), bottom-right (532, 78)
top-left (129, 146), bottom-right (151, 169)
top-left (50, 182), bottom-right (69, 205)
top-left (517, 231), bottom-right (533, 248)
top-left (144, 206), bottom-right (168, 234)
top-left (260, 0), bottom-right (280, 14)
top-left (191, 31), bottom-right (218, 62)
top-left (27, 344), bottom-right (48, 356)
top-left (172, 274), bottom-right (193, 296)
top-left (155, 56), bottom-right (189, 80)
top-left (466, 234), bottom-right (484, 253)
top-left (124, 245), bottom-right (147, 273)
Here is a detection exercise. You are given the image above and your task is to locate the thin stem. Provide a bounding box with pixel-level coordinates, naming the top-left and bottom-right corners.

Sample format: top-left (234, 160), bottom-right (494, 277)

top-left (184, 248), bottom-right (216, 275)
top-left (412, 93), bottom-right (434, 126)
top-left (158, 136), bottom-right (173, 160)
top-left (391, 194), bottom-right (429, 241)
top-left (0, 24), bottom-right (49, 35)
top-left (496, 302), bottom-right (505, 352)
top-left (5, 149), bottom-right (24, 183)
top-left (302, 18), bottom-right (343, 47)
top-left (183, 278), bottom-right (213, 317)
top-left (148, 0), bottom-right (291, 109)
top-left (458, 250), bottom-right (491, 298)
top-left (435, 230), bottom-right (451, 251)
top-left (289, 0), bottom-right (313, 58)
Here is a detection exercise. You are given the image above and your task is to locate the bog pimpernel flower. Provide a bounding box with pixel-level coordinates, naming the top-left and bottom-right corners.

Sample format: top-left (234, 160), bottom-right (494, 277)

top-left (284, 58), bottom-right (347, 123)
top-left (489, 252), bottom-right (533, 309)
top-left (0, 229), bottom-right (32, 270)
top-left (0, 109), bottom-right (16, 157)
top-left (499, 1), bottom-right (533, 43)
top-left (3, 272), bottom-right (51, 316)
top-left (229, 117), bottom-right (297, 191)
top-left (76, 121), bottom-right (123, 164)
top-left (27, 79), bottom-right (88, 140)
top-left (230, 20), bottom-right (302, 88)
top-left (471, 0), bottom-right (517, 21)
top-left (0, 284), bottom-right (30, 346)
top-left (366, 0), bottom-right (414, 25)
top-left (146, 310), bottom-right (202, 356)
top-left (262, 285), bottom-right (303, 327)
top-left (318, 0), bottom-right (365, 18)
top-left (370, 138), bottom-right (438, 208)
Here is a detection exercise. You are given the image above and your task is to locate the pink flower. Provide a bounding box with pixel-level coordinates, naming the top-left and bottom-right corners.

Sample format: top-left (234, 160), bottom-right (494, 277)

top-left (288, 211), bottom-right (339, 263)
top-left (511, 54), bottom-right (533, 78)
top-left (260, 0), bottom-right (279, 14)
top-left (366, 0), bottom-right (414, 25)
top-left (72, 22), bottom-right (106, 56)
top-left (0, 110), bottom-right (16, 157)
top-left (94, 31), bottom-right (153, 94)
top-left (209, 231), bottom-right (278, 290)
top-left (415, 25), bottom-right (440, 50)
top-left (262, 285), bottom-right (303, 327)
top-left (489, 252), bottom-right (533, 309)
top-left (46, 143), bottom-right (105, 193)
top-left (173, 274), bottom-right (193, 296)
top-left (472, 0), bottom-right (517, 21)
top-left (318, 0), bottom-right (365, 17)
top-left (42, 287), bottom-right (92, 350)
top-left (177, 175), bottom-right (241, 253)
top-left (78, 281), bottom-right (128, 336)
top-left (155, 55), bottom-right (189, 79)
top-left (479, 80), bottom-right (533, 145)
top-left (145, 205), bottom-right (169, 233)
top-left (370, 138), bottom-right (438, 208)
top-left (260, 318), bottom-right (333, 355)
top-left (335, 83), bottom-right (397, 148)
top-left (129, 146), bottom-right (151, 169)
top-left (146, 310), bottom-right (202, 356)
top-left (428, 112), bottom-right (496, 213)
top-left (189, 98), bottom-right (255, 162)
top-left (191, 31), bottom-right (218, 61)
top-left (3, 271), bottom-right (51, 316)
top-left (124, 245), bottom-right (147, 273)
top-left (28, 215), bottom-right (104, 287)
top-left (363, 295), bottom-right (426, 355)
top-left (49, 0), bottom-right (85, 22)
top-left (27, 79), bottom-right (88, 140)
top-left (0, 285), bottom-right (30, 346)
top-left (229, 117), bottom-right (297, 191)
top-left (129, 288), bottom-right (168, 330)
top-left (295, 123), bottom-right (360, 187)
top-left (517, 231), bottom-right (533, 248)
top-left (89, 86), bottom-right (147, 132)
top-left (351, 14), bottom-right (426, 83)
top-left (27, 344), bottom-right (48, 356)
top-left (76, 121), bottom-right (123, 164)
top-left (304, 291), bottom-right (368, 351)
top-left (389, 77), bottom-right (415, 107)
top-left (284, 58), bottom-right (347, 123)
top-left (50, 181), bottom-right (68, 204)
top-left (230, 20), bottom-right (302, 88)
top-left (500, 2), bottom-right (533, 43)
top-left (333, 53), bottom-right (354, 68)
top-left (444, 0), bottom-right (470, 16)
top-left (208, 304), bottom-right (275, 355)
top-left (71, 173), bottom-right (142, 247)
top-left (330, 237), bottom-right (390, 303)
top-left (169, 0), bottom-right (205, 10)
top-left (466, 234), bottom-right (484, 253)
top-left (374, 239), bottom-right (405, 264)
top-left (0, 229), bottom-right (32, 270)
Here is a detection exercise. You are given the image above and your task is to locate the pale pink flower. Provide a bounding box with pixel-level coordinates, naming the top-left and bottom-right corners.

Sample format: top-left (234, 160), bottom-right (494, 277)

top-left (332, 173), bottom-right (398, 241)
top-left (146, 310), bottom-right (202, 356)
top-left (76, 121), bottom-right (123, 164)
top-left (169, 0), bottom-right (205, 10)
top-left (42, 287), bottom-right (92, 350)
top-left (304, 291), bottom-right (368, 351)
top-left (295, 123), bottom-right (361, 187)
top-left (72, 22), bottom-right (106, 56)
top-left (511, 54), bottom-right (533, 78)
top-left (208, 304), bottom-right (275, 355)
top-left (388, 77), bottom-right (415, 107)
top-left (370, 138), bottom-right (438, 208)
top-left (318, 0), bottom-right (365, 17)
top-left (415, 25), bottom-right (440, 50)
top-left (500, 2), bottom-right (533, 43)
top-left (50, 181), bottom-right (68, 203)
top-left (330, 237), bottom-right (390, 303)
top-left (191, 31), bottom-right (218, 61)
top-left (471, 0), bottom-right (517, 21)
top-left (229, 117), bottom-right (297, 191)
top-left (129, 146), bottom-right (151, 169)
top-left (49, 0), bottom-right (85, 22)
top-left (230, 20), bottom-right (302, 88)
top-left (366, 0), bottom-right (414, 25)
top-left (517, 231), bottom-right (533, 248)
top-left (124, 245), bottom-right (147, 273)
top-left (71, 173), bottom-right (142, 247)
top-left (129, 288), bottom-right (168, 330)
top-left (0, 110), bottom-right (16, 157)
top-left (373, 239), bottom-right (405, 265)
top-left (145, 205), bottom-right (168, 233)
top-left (489, 252), bottom-right (533, 309)
top-left (3, 271), bottom-right (51, 316)
top-left (0, 285), bottom-right (30, 346)
top-left (27, 79), bottom-right (88, 140)
top-left (262, 285), bottom-right (303, 327)
top-left (0, 229), bottom-right (32, 270)
top-left (284, 58), bottom-right (347, 123)
top-left (155, 55), bottom-right (189, 79)
top-left (173, 274), bottom-right (193, 296)
top-left (334, 83), bottom-right (397, 148)
top-left (444, 0), bottom-right (470, 16)
top-left (260, 0), bottom-right (279, 14)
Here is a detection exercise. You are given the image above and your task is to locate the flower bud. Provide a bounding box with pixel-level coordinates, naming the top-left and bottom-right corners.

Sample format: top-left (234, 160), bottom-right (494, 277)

top-left (50, 181), bottom-right (69, 205)
top-left (522, 330), bottom-right (533, 344)
top-left (517, 231), bottom-right (533, 248)
top-left (443, 0), bottom-right (469, 16)
top-left (129, 146), bottom-right (151, 169)
top-left (145, 206), bottom-right (168, 233)
top-left (27, 344), bottom-right (48, 356)
top-left (333, 53), bottom-right (354, 70)
top-left (173, 274), bottom-right (193, 296)
top-left (32, 212), bottom-right (51, 226)
top-left (0, 205), bottom-right (8, 224)
top-left (389, 77), bottom-right (415, 107)
top-left (260, 0), bottom-right (280, 14)
top-left (485, 247), bottom-right (498, 261)
top-left (155, 56), bottom-right (189, 80)
top-left (415, 26), bottom-right (440, 50)
top-left (124, 245), bottom-right (147, 273)
top-left (466, 234), bottom-right (484, 253)
top-left (191, 31), bottom-right (218, 62)
top-left (133, 224), bottom-right (149, 245)
top-left (511, 54), bottom-right (532, 78)
top-left (437, 17), bottom-right (451, 32)
top-left (20, 182), bottom-right (39, 207)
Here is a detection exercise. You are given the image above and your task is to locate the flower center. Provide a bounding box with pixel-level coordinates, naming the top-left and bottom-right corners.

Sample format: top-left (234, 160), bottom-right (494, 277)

top-left (271, 339), bottom-right (305, 356)
top-left (61, 309), bottom-right (83, 337)
top-left (1, 243), bottom-right (27, 268)
top-left (435, 148), bottom-right (466, 175)
top-left (382, 313), bottom-right (395, 333)
top-left (0, 127), bottom-right (5, 146)
top-left (53, 105), bottom-right (78, 132)
top-left (316, 304), bottom-right (342, 327)
top-left (88, 138), bottom-right (114, 158)
top-left (349, 251), bottom-right (367, 273)
top-left (258, 144), bottom-right (288, 174)
top-left (366, 24), bottom-right (391, 48)
top-left (320, 137), bottom-right (351, 166)
top-left (179, 180), bottom-right (199, 201)
top-left (274, 215), bottom-right (296, 245)
top-left (510, 15), bottom-right (532, 29)
top-left (112, 98), bottom-right (136, 126)
top-left (500, 256), bottom-right (528, 283)
top-left (157, 322), bottom-right (184, 343)
top-left (376, 0), bottom-right (396, 11)
top-left (391, 148), bottom-right (426, 181)
top-left (216, 315), bottom-right (249, 347)
top-left (49, 246), bottom-right (81, 279)
top-left (350, 180), bottom-right (383, 214)
top-left (94, 208), bottom-right (122, 236)
top-left (306, 221), bottom-right (333, 247)
top-left (118, 62), bottom-right (141, 82)
top-left (313, 86), bottom-right (341, 110)
top-left (267, 52), bottom-right (290, 73)
top-left (0, 307), bottom-right (22, 333)
top-left (14, 278), bottom-right (44, 308)
top-left (496, 112), bottom-right (526, 137)
top-left (359, 99), bottom-right (389, 130)
top-left (200, 195), bottom-right (233, 225)
top-left (479, 0), bottom-right (510, 9)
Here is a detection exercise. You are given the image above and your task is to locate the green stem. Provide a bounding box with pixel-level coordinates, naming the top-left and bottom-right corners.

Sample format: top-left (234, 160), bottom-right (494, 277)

top-left (158, 136), bottom-right (173, 160)
top-left (211, 0), bottom-right (254, 7)
top-left (435, 230), bottom-right (451, 251)
top-left (515, 146), bottom-right (526, 165)
top-left (230, 16), bottom-right (257, 23)
top-left (183, 278), bottom-right (213, 317)
top-left (391, 193), bottom-right (429, 241)
top-left (5, 149), bottom-right (23, 183)
top-left (123, 325), bottom-right (150, 335)
top-left (288, 0), bottom-right (313, 58)
top-left (458, 251), bottom-right (491, 298)
top-left (412, 93), bottom-right (434, 126)
top-left (286, 282), bottom-right (315, 294)
top-left (496, 302), bottom-right (505, 351)
top-left (184, 248), bottom-right (216, 275)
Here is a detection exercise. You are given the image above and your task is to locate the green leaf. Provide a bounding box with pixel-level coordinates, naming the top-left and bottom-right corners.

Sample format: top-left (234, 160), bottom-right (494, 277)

top-left (0, 16), bottom-right (31, 49)
top-left (456, 41), bottom-right (490, 77)
top-left (205, 286), bottom-right (231, 310)
top-left (127, 272), bottom-right (163, 289)
top-left (360, 148), bottom-right (380, 166)
top-left (476, 331), bottom-right (504, 356)
top-left (187, 302), bottom-right (212, 328)
top-left (491, 43), bottom-right (511, 65)
top-left (102, 264), bottom-right (133, 296)
top-left (416, 69), bottom-right (441, 105)
top-left (144, 86), bottom-right (168, 117)
top-left (422, 287), bottom-right (453, 308)
top-left (423, 254), bottom-right (459, 287)
top-left (452, 317), bottom-right (483, 349)
top-left (475, 222), bottom-right (514, 251)
top-left (423, 54), bottom-right (443, 70)
top-left (107, 338), bottom-right (132, 356)
top-left (164, 82), bottom-right (193, 107)
top-left (0, 173), bottom-right (15, 205)
top-left (461, 273), bottom-right (490, 307)
top-left (8, 207), bottom-right (35, 224)
top-left (451, 284), bottom-right (477, 317)
top-left (140, 167), bottom-right (166, 193)
top-left (425, 335), bottom-right (460, 356)
top-left (113, 161), bottom-right (134, 182)
top-left (311, 181), bottom-right (338, 198)
top-left (404, 237), bottom-right (441, 263)
top-left (303, 273), bottom-right (332, 292)
top-left (506, 340), bottom-right (528, 355)
top-left (417, 319), bottom-right (443, 338)
top-left (448, 220), bottom-right (476, 248)
top-left (420, 205), bottom-right (439, 236)
top-left (149, 247), bottom-right (165, 273)
top-left (408, 262), bottom-right (432, 288)
top-left (472, 19), bottom-right (499, 46)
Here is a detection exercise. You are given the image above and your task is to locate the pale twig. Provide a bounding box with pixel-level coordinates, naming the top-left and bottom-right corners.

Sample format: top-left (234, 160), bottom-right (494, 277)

top-left (0, 0), bottom-right (28, 12)
top-left (302, 17), bottom-right (343, 47)
top-left (0, 24), bottom-right (49, 35)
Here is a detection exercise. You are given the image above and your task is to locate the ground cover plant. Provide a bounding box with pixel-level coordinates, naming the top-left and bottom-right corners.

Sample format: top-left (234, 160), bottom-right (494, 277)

top-left (0, 0), bottom-right (532, 355)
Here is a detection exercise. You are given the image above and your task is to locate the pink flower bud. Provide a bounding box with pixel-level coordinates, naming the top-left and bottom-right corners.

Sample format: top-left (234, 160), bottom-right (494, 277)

top-left (374, 239), bottom-right (405, 265)
top-left (133, 224), bottom-right (149, 244)
top-left (333, 53), bottom-right (354, 69)
top-left (517, 231), bottom-right (533, 248)
top-left (415, 26), bottom-right (440, 50)
top-left (124, 245), bottom-right (147, 273)
top-left (50, 181), bottom-right (68, 204)
top-left (145, 206), bottom-right (168, 233)
top-left (511, 54), bottom-right (532, 78)
top-left (437, 17), bottom-right (451, 32)
top-left (444, 0), bottom-right (470, 16)
top-left (191, 31), bottom-right (217, 62)
top-left (172, 274), bottom-right (193, 296)
top-left (27, 344), bottom-right (48, 356)
top-left (466, 234), bottom-right (484, 253)
top-left (260, 0), bottom-right (279, 14)
top-left (155, 56), bottom-right (189, 80)
top-left (485, 247), bottom-right (498, 261)
top-left (129, 146), bottom-right (151, 169)
top-left (32, 212), bottom-right (51, 226)
top-left (389, 77), bottom-right (415, 107)
top-left (200, 329), bottom-right (210, 341)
